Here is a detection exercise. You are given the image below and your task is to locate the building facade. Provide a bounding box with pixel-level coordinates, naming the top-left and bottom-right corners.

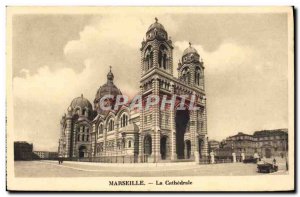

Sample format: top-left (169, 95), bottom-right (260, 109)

top-left (14, 141), bottom-right (33, 160)
top-left (33, 151), bottom-right (58, 159)
top-left (215, 129), bottom-right (288, 159)
top-left (58, 18), bottom-right (209, 163)
top-left (254, 129), bottom-right (288, 158)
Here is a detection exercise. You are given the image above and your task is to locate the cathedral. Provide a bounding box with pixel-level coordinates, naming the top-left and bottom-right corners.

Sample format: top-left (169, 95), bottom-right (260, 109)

top-left (58, 18), bottom-right (209, 163)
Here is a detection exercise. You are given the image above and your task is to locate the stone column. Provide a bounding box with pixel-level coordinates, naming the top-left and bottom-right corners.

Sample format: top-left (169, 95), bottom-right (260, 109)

top-left (190, 107), bottom-right (197, 159)
top-left (91, 124), bottom-right (96, 157)
top-left (152, 76), bottom-right (160, 162)
top-left (168, 47), bottom-right (173, 75)
top-left (153, 47), bottom-right (159, 68)
top-left (71, 124), bottom-right (78, 158)
top-left (190, 64), bottom-right (195, 86)
top-left (114, 123), bottom-right (119, 156)
top-left (103, 128), bottom-right (107, 155)
top-left (170, 82), bottom-right (176, 161)
top-left (65, 116), bottom-right (72, 158)
top-left (139, 82), bottom-right (144, 162)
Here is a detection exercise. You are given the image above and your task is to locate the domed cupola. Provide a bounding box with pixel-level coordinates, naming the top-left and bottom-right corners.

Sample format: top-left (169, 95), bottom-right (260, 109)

top-left (69, 94), bottom-right (93, 118)
top-left (94, 66), bottom-right (122, 114)
top-left (182, 42), bottom-right (200, 64)
top-left (146, 17), bottom-right (168, 41)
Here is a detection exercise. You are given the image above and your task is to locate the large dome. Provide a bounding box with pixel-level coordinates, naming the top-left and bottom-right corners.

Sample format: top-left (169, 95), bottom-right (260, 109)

top-left (70, 94), bottom-right (93, 111)
top-left (95, 83), bottom-right (122, 100)
top-left (94, 67), bottom-right (122, 104)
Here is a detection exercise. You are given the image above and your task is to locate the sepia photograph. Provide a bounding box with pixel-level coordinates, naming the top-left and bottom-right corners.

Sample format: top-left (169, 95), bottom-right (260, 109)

top-left (6, 6), bottom-right (294, 191)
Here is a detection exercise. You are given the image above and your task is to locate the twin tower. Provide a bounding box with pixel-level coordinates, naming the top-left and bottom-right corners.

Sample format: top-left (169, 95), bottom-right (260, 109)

top-left (138, 18), bottom-right (208, 162)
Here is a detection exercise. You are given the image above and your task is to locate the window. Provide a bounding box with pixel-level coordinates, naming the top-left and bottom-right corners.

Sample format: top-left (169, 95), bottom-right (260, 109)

top-left (108, 119), bottom-right (114, 131)
top-left (82, 135), bottom-right (85, 141)
top-left (120, 113), bottom-right (128, 128)
top-left (182, 67), bottom-right (190, 84)
top-left (149, 115), bottom-right (152, 122)
top-left (145, 116), bottom-right (147, 124)
top-left (77, 134), bottom-right (80, 141)
top-left (86, 135), bottom-right (89, 141)
top-left (165, 115), bottom-right (169, 125)
top-left (145, 46), bottom-right (153, 70)
top-left (128, 140), bottom-right (132, 148)
top-left (158, 45), bottom-right (167, 69)
top-left (98, 124), bottom-right (103, 135)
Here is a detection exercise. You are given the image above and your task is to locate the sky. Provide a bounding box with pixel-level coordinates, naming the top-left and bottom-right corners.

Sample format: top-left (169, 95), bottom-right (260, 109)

top-left (12, 12), bottom-right (289, 151)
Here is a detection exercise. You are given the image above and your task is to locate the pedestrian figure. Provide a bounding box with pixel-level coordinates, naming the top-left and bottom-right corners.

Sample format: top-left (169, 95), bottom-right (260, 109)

top-left (58, 156), bottom-right (63, 164)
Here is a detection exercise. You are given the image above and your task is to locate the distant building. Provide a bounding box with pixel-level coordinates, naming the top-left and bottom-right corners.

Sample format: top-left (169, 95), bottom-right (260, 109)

top-left (254, 129), bottom-right (288, 158)
top-left (33, 151), bottom-right (58, 160)
top-left (14, 141), bottom-right (33, 160)
top-left (215, 129), bottom-right (288, 159)
top-left (208, 140), bottom-right (220, 152)
top-left (217, 132), bottom-right (257, 158)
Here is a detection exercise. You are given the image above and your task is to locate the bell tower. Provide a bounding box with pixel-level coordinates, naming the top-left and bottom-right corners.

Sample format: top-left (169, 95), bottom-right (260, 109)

top-left (177, 42), bottom-right (205, 90)
top-left (140, 18), bottom-right (174, 77)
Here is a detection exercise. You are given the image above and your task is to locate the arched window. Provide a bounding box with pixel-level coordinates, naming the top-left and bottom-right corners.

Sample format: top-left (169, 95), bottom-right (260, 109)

top-left (145, 46), bottom-right (153, 70)
top-left (158, 45), bottom-right (167, 69)
top-left (108, 119), bottom-right (114, 131)
top-left (82, 109), bottom-right (85, 115)
top-left (194, 67), bottom-right (201, 86)
top-left (182, 67), bottom-right (190, 84)
top-left (128, 140), bottom-right (132, 148)
top-left (120, 113), bottom-right (128, 128)
top-left (98, 123), bottom-right (103, 135)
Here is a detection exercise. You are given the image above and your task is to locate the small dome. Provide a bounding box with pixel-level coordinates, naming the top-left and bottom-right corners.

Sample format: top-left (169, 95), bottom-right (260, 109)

top-left (70, 94), bottom-right (93, 111)
top-left (183, 44), bottom-right (199, 57)
top-left (147, 17), bottom-right (165, 32)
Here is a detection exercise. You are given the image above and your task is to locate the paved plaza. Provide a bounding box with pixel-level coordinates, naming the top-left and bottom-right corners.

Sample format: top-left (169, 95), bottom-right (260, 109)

top-left (14, 159), bottom-right (288, 177)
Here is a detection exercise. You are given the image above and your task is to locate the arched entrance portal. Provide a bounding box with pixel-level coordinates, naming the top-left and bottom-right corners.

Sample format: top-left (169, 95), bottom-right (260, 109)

top-left (144, 135), bottom-right (152, 156)
top-left (79, 145), bottom-right (87, 158)
top-left (160, 136), bottom-right (169, 160)
top-left (175, 109), bottom-right (190, 159)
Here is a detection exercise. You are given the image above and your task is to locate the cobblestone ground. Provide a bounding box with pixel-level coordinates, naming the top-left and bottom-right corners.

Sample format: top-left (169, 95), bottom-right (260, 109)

top-left (14, 159), bottom-right (288, 177)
